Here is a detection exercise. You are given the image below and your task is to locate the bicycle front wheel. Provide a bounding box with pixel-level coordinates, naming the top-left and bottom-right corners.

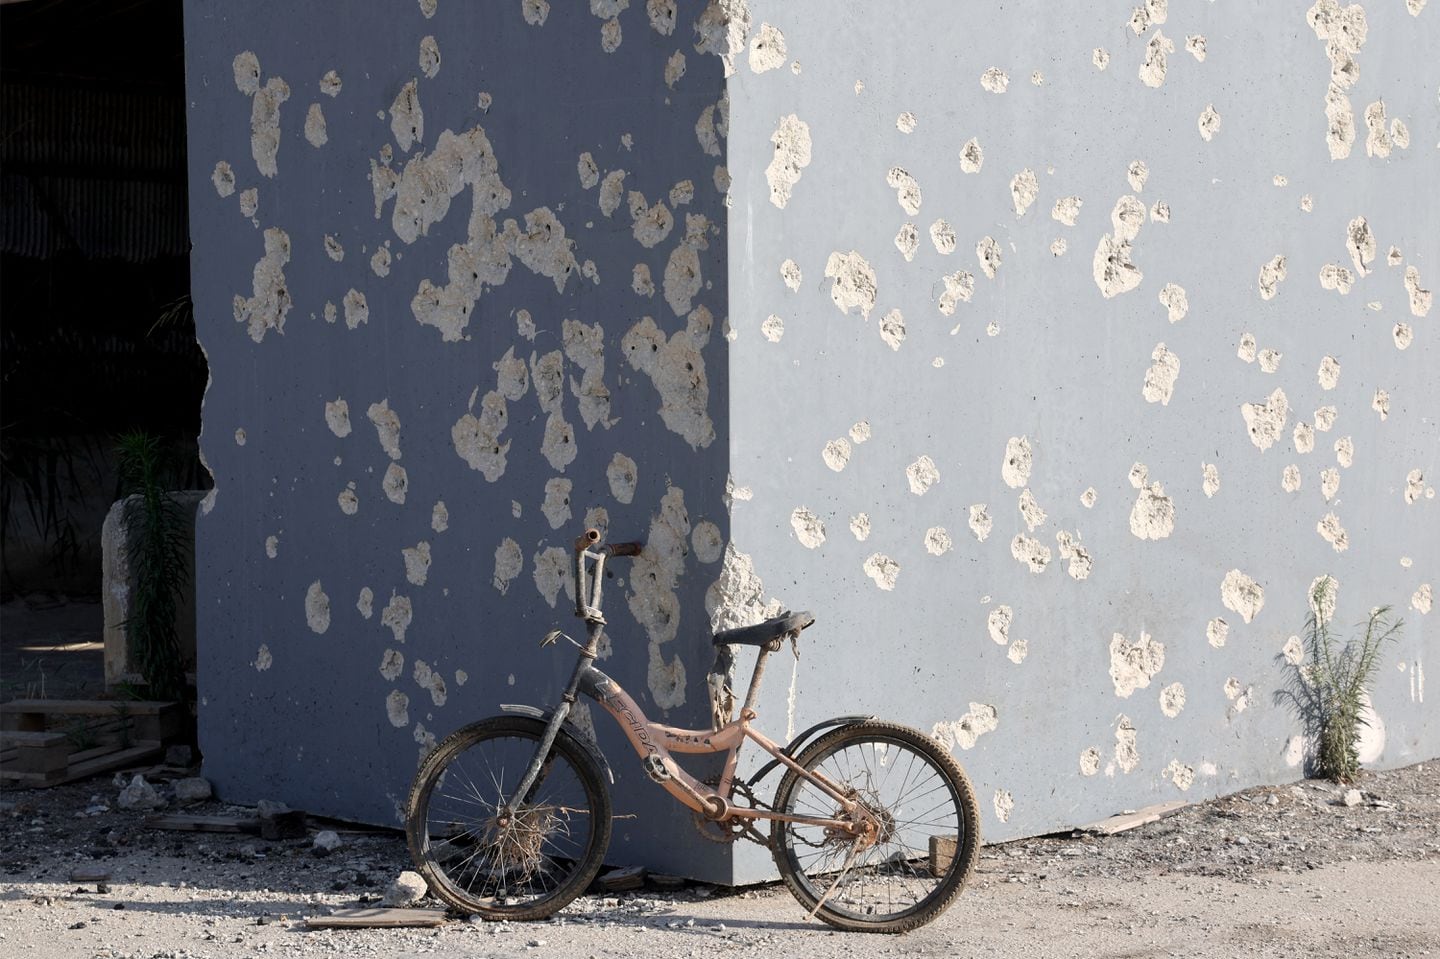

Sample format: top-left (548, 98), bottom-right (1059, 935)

top-left (770, 720), bottom-right (980, 933)
top-left (405, 715), bottom-right (611, 920)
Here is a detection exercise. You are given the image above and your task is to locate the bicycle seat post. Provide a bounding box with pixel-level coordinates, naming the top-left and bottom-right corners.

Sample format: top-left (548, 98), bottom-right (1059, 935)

top-left (741, 634), bottom-right (788, 717)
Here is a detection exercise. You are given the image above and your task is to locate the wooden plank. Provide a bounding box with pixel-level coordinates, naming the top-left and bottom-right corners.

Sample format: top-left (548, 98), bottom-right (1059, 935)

top-left (929, 835), bottom-right (958, 876)
top-left (57, 741), bottom-right (163, 785)
top-left (305, 908), bottom-right (448, 929)
top-left (0, 767), bottom-right (64, 784)
top-left (0, 730), bottom-right (69, 747)
top-left (15, 739), bottom-right (70, 775)
top-left (0, 713), bottom-right (47, 732)
top-left (1081, 800), bottom-right (1188, 835)
top-left (66, 743), bottom-right (130, 766)
top-left (593, 865), bottom-right (646, 892)
top-left (144, 814), bottom-right (260, 834)
top-left (1, 699), bottom-right (177, 716)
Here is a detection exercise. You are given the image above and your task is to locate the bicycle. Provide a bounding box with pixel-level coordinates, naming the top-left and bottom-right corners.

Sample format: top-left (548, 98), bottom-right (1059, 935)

top-left (404, 528), bottom-right (981, 933)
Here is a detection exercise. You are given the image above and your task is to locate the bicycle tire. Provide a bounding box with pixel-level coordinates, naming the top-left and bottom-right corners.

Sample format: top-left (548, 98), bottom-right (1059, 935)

top-left (405, 715), bottom-right (611, 920)
top-left (769, 720), bottom-right (981, 933)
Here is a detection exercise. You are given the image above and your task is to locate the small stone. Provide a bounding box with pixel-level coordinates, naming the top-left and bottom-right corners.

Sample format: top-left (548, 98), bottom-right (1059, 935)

top-left (1267, 794), bottom-right (1280, 806)
top-left (116, 775), bottom-right (165, 811)
top-left (594, 865), bottom-right (646, 891)
top-left (256, 801), bottom-right (307, 839)
top-left (173, 778), bottom-right (213, 803)
top-left (1342, 788), bottom-right (1362, 807)
top-left (384, 870), bottom-right (429, 907)
top-left (312, 830), bottom-right (343, 855)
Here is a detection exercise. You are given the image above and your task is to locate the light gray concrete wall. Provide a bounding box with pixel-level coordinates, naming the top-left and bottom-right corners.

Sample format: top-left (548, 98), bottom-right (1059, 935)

top-left (722, 0), bottom-right (1437, 878)
top-left (184, 0), bottom-right (737, 880)
top-left (185, 0), bottom-right (1438, 885)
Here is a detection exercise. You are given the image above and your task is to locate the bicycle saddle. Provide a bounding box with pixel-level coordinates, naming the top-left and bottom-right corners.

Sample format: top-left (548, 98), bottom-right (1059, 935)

top-left (712, 610), bottom-right (815, 648)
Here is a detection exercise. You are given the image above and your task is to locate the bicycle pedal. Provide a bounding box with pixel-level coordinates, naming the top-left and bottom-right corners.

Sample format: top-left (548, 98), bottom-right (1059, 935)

top-left (642, 755), bottom-right (671, 783)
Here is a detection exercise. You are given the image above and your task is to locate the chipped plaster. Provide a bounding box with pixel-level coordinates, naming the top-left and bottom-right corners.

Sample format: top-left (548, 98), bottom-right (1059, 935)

top-left (189, 1), bottom-right (1438, 882)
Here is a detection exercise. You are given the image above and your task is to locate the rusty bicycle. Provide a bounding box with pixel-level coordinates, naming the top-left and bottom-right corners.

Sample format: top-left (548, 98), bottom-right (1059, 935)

top-left (405, 529), bottom-right (980, 932)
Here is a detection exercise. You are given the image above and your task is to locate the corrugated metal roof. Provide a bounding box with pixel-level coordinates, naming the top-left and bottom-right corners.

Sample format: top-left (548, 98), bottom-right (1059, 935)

top-left (0, 79), bottom-right (188, 260)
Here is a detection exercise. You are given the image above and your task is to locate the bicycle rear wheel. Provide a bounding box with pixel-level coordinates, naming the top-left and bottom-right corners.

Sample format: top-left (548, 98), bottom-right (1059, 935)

top-left (770, 720), bottom-right (980, 933)
top-left (405, 715), bottom-right (611, 920)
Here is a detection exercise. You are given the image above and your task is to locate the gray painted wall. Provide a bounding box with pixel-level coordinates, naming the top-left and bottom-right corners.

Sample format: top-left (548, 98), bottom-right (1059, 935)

top-left (185, 0), bottom-right (736, 880)
top-left (186, 0), bottom-right (1438, 885)
top-left (723, 0), bottom-right (1437, 879)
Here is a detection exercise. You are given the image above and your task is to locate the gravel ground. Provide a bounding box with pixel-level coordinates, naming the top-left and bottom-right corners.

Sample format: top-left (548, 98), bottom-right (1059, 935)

top-left (2, 760), bottom-right (1437, 959)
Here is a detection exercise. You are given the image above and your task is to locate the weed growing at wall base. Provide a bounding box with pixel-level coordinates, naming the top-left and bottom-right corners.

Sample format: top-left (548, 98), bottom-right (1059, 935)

top-left (1279, 581), bottom-right (1403, 784)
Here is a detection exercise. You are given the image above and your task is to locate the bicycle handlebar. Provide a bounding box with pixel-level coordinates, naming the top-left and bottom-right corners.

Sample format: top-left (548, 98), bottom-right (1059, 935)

top-left (573, 527), bottom-right (643, 557)
top-left (572, 529), bottom-right (643, 624)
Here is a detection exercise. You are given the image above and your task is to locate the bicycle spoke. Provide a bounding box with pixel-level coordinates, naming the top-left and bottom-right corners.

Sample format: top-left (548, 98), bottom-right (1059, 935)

top-left (408, 722), bottom-right (610, 919)
top-left (772, 726), bottom-right (976, 930)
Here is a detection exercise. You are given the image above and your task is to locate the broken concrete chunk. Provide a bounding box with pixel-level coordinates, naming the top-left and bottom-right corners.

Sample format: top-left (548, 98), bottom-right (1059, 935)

top-left (117, 775), bottom-right (166, 811)
top-left (173, 778), bottom-right (213, 803)
top-left (384, 870), bottom-right (430, 907)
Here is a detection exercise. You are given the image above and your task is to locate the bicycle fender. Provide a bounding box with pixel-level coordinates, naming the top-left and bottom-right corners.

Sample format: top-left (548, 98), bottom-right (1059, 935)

top-left (745, 714), bottom-right (875, 787)
top-left (498, 703), bottom-right (616, 785)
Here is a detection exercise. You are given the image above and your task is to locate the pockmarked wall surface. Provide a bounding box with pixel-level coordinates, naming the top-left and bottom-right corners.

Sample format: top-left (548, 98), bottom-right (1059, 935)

top-left (723, 0), bottom-right (1437, 876)
top-left (184, 0), bottom-right (738, 879)
top-left (187, 0), bottom-right (1438, 884)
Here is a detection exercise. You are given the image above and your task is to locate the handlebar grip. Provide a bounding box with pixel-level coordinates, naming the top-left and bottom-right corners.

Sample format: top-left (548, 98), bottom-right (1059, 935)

top-left (607, 542), bottom-right (644, 557)
top-left (574, 528), bottom-right (602, 553)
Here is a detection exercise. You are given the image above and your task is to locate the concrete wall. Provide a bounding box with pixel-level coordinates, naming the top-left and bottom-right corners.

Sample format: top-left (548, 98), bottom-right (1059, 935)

top-left (723, 0), bottom-right (1437, 877)
top-left (186, 0), bottom-right (1438, 884)
top-left (102, 492), bottom-right (205, 688)
top-left (184, 0), bottom-right (735, 880)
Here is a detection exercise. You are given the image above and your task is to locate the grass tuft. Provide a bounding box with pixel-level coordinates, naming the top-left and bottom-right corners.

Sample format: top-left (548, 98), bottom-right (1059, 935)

top-left (1290, 579), bottom-right (1403, 783)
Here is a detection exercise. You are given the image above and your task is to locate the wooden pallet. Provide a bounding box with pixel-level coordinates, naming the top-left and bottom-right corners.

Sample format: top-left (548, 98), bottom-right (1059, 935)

top-left (0, 734), bottom-right (162, 785)
top-left (0, 699), bottom-right (177, 786)
top-left (1, 698), bottom-right (184, 742)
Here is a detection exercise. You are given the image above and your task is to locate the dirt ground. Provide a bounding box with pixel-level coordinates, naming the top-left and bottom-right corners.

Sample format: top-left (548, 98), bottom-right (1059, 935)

top-left (2, 601), bottom-right (1437, 957)
top-left (2, 759), bottom-right (1436, 959)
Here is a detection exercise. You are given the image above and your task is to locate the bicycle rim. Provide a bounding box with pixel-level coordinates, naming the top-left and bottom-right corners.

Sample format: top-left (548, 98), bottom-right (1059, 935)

top-left (407, 717), bottom-right (610, 919)
top-left (771, 721), bottom-right (979, 932)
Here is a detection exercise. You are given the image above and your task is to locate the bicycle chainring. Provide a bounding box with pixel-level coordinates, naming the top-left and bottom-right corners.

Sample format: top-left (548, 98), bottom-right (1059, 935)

top-left (690, 779), bottom-right (767, 845)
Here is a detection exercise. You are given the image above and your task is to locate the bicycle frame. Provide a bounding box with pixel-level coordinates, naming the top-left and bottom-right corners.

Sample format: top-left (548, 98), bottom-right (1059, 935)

top-left (505, 533), bottom-right (877, 842)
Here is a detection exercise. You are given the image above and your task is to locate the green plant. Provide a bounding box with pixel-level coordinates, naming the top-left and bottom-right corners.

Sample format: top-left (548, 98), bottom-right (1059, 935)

top-left (62, 717), bottom-right (100, 752)
top-left (1287, 581), bottom-right (1403, 783)
top-left (116, 431), bottom-right (189, 703)
top-left (0, 424), bottom-right (106, 586)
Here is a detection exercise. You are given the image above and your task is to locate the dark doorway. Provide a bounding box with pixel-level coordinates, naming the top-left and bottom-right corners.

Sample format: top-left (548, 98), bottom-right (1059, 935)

top-left (1, 0), bottom-right (205, 599)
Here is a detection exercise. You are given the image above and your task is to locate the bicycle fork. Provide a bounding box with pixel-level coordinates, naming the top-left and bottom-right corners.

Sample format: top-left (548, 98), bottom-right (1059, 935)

top-left (507, 537), bottom-right (611, 814)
